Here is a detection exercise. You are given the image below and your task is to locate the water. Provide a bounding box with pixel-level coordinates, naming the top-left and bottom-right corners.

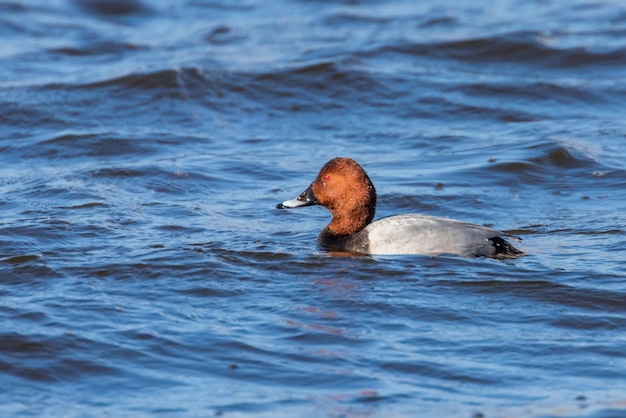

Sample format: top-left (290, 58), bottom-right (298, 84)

top-left (1, 0), bottom-right (626, 417)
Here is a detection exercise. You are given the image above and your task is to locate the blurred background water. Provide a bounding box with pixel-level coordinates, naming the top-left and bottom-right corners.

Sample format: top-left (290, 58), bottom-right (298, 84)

top-left (1, 0), bottom-right (626, 417)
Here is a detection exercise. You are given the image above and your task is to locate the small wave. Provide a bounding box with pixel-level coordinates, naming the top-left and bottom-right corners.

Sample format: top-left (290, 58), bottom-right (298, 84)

top-left (454, 279), bottom-right (626, 313)
top-left (77, 67), bottom-right (213, 106)
top-left (247, 61), bottom-right (386, 112)
top-left (81, 68), bottom-right (190, 91)
top-left (0, 102), bottom-right (66, 131)
top-left (34, 133), bottom-right (152, 159)
top-left (49, 42), bottom-right (144, 58)
top-left (203, 25), bottom-right (247, 45)
top-left (66, 61), bottom-right (388, 115)
top-left (0, 2), bottom-right (25, 13)
top-left (451, 81), bottom-right (610, 107)
top-left (71, 0), bottom-right (152, 18)
top-left (385, 31), bottom-right (626, 70)
top-left (467, 139), bottom-right (622, 189)
top-left (322, 11), bottom-right (394, 25)
top-left (54, 202), bottom-right (110, 210)
top-left (409, 96), bottom-right (538, 122)
top-left (90, 167), bottom-right (147, 178)
top-left (3, 254), bottom-right (41, 264)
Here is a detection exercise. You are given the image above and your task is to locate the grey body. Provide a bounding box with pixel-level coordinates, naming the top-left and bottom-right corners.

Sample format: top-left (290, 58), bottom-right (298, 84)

top-left (318, 214), bottom-right (513, 257)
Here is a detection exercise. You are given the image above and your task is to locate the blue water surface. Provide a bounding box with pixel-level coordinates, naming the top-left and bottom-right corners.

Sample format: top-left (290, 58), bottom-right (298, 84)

top-left (1, 0), bottom-right (625, 417)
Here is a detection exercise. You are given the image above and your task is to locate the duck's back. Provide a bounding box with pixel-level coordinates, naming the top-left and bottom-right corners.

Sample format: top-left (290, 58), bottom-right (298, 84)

top-left (344, 214), bottom-right (522, 258)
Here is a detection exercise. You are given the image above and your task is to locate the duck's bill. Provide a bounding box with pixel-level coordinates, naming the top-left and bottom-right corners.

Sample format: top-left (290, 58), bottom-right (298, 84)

top-left (276, 184), bottom-right (318, 209)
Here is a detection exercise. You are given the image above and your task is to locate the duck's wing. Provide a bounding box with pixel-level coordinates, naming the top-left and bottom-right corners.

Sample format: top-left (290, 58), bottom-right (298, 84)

top-left (356, 214), bottom-right (523, 258)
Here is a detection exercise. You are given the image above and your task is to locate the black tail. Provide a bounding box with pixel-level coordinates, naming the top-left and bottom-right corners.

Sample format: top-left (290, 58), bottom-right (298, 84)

top-left (489, 236), bottom-right (525, 259)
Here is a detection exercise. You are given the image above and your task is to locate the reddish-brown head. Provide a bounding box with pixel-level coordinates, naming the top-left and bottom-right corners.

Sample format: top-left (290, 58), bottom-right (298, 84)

top-left (310, 158), bottom-right (377, 235)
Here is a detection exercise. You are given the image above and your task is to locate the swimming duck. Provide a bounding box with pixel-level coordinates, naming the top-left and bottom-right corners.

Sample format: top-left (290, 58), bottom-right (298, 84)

top-left (277, 157), bottom-right (524, 258)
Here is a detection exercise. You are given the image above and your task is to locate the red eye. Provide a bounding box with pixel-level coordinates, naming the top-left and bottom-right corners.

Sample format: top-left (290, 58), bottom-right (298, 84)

top-left (323, 174), bottom-right (330, 182)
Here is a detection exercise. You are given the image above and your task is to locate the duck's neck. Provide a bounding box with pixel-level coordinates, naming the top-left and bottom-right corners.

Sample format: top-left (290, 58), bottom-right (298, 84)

top-left (327, 210), bottom-right (370, 235)
top-left (327, 188), bottom-right (376, 236)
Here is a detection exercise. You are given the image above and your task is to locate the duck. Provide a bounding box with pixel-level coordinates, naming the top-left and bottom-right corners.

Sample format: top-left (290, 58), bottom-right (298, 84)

top-left (277, 157), bottom-right (524, 258)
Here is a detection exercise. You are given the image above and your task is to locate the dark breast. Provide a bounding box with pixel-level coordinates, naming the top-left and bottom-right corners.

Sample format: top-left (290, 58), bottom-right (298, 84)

top-left (317, 228), bottom-right (371, 254)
